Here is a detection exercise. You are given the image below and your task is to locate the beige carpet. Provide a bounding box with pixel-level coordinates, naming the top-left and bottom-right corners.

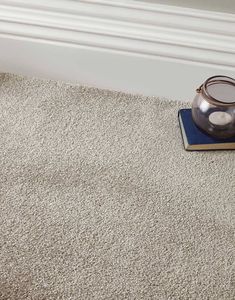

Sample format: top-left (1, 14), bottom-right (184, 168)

top-left (0, 73), bottom-right (234, 300)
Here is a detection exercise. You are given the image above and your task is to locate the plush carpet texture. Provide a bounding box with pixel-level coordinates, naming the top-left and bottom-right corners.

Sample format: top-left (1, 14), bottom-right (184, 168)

top-left (0, 73), bottom-right (234, 300)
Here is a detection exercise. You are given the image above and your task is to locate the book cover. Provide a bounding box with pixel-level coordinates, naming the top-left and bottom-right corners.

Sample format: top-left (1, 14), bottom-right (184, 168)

top-left (178, 109), bottom-right (235, 150)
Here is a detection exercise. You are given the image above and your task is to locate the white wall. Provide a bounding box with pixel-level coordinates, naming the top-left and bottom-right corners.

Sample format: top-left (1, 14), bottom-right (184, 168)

top-left (142, 0), bottom-right (235, 13)
top-left (0, 0), bottom-right (234, 102)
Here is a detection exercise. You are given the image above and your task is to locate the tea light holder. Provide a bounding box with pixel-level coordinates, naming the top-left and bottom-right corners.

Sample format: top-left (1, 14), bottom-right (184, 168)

top-left (192, 75), bottom-right (235, 138)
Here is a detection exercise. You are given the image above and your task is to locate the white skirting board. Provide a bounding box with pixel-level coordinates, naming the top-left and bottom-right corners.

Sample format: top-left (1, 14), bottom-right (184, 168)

top-left (0, 0), bottom-right (234, 102)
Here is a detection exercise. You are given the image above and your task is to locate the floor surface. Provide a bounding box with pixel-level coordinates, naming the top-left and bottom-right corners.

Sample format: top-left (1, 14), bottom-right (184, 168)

top-left (0, 74), bottom-right (234, 299)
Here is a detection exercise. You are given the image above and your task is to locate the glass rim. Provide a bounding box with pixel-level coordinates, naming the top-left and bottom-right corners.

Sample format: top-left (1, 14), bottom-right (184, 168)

top-left (196, 75), bottom-right (235, 106)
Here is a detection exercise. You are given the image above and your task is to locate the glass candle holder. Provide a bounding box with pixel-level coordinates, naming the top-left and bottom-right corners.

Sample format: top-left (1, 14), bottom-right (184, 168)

top-left (192, 75), bottom-right (235, 138)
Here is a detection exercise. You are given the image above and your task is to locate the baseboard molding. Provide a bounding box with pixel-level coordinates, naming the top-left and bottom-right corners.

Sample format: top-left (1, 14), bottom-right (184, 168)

top-left (0, 0), bottom-right (234, 101)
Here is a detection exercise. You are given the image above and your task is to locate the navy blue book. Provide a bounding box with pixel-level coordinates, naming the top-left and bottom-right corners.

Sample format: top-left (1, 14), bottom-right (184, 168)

top-left (178, 109), bottom-right (235, 150)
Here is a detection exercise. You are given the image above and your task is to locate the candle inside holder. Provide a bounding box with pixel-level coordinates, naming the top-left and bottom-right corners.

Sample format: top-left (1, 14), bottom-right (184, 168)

top-left (192, 75), bottom-right (235, 138)
top-left (208, 111), bottom-right (232, 126)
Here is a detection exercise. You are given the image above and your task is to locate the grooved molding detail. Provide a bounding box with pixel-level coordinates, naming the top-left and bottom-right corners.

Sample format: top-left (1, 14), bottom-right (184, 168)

top-left (0, 0), bottom-right (234, 100)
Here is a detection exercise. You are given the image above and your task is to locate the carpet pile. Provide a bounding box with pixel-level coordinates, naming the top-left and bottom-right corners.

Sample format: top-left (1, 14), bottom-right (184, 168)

top-left (0, 74), bottom-right (234, 299)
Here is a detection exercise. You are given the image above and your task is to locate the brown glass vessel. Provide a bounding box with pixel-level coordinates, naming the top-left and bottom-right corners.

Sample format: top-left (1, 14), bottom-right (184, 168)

top-left (192, 75), bottom-right (235, 139)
